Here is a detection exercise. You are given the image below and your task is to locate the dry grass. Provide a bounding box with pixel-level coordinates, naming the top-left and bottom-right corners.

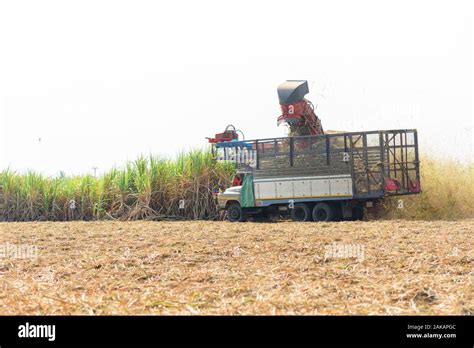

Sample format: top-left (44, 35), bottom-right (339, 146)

top-left (0, 220), bottom-right (472, 315)
top-left (379, 157), bottom-right (474, 220)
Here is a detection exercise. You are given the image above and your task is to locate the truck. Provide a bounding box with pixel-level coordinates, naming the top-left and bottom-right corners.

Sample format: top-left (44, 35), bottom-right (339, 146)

top-left (208, 80), bottom-right (421, 222)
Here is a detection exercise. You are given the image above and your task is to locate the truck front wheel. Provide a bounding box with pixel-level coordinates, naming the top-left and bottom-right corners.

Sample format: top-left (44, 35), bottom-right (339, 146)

top-left (227, 202), bottom-right (246, 222)
top-left (312, 202), bottom-right (334, 222)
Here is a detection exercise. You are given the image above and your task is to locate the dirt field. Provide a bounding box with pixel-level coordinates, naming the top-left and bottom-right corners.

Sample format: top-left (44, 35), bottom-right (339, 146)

top-left (0, 220), bottom-right (472, 315)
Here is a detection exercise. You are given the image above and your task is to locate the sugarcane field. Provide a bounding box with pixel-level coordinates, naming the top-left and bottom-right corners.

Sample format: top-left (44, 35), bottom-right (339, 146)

top-left (0, 1), bottom-right (473, 346)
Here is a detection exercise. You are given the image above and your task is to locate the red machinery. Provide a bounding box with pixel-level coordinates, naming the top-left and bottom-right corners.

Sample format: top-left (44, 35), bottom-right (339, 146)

top-left (206, 125), bottom-right (240, 143)
top-left (277, 80), bottom-right (324, 136)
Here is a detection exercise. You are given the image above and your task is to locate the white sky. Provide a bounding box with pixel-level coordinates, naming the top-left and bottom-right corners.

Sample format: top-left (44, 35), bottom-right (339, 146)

top-left (0, 0), bottom-right (472, 176)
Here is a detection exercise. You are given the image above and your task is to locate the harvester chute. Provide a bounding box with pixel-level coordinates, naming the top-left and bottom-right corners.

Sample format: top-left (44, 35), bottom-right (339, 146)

top-left (277, 80), bottom-right (324, 136)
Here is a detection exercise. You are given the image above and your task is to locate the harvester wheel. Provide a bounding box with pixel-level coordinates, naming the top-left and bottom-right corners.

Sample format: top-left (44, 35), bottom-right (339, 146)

top-left (227, 202), bottom-right (246, 222)
top-left (290, 203), bottom-right (311, 222)
top-left (312, 203), bottom-right (334, 222)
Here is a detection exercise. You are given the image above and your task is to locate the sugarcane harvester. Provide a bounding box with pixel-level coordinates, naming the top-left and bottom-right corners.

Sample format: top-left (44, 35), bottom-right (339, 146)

top-left (208, 80), bottom-right (421, 222)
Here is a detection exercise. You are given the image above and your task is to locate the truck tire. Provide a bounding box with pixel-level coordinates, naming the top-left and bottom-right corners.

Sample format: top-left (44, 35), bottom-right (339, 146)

top-left (227, 202), bottom-right (246, 222)
top-left (312, 202), bottom-right (334, 222)
top-left (290, 203), bottom-right (311, 222)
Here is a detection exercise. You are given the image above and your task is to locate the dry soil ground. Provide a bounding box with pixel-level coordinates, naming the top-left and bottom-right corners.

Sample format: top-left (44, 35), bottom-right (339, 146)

top-left (0, 220), bottom-right (472, 315)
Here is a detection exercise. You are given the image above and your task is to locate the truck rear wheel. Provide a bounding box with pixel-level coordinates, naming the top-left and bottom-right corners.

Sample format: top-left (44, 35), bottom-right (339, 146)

top-left (227, 202), bottom-right (246, 222)
top-left (312, 202), bottom-right (334, 222)
top-left (290, 203), bottom-right (311, 222)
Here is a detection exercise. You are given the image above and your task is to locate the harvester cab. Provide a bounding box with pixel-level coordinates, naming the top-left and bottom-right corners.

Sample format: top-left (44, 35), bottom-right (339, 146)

top-left (207, 125), bottom-right (250, 189)
top-left (277, 80), bottom-right (324, 136)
